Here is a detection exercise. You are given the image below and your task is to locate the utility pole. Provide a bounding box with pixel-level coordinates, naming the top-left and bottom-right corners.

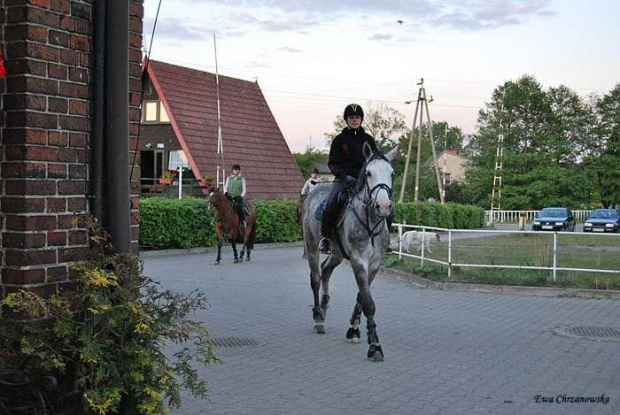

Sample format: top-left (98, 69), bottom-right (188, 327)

top-left (422, 90), bottom-right (445, 204)
top-left (399, 79), bottom-right (444, 204)
top-left (399, 84), bottom-right (421, 203)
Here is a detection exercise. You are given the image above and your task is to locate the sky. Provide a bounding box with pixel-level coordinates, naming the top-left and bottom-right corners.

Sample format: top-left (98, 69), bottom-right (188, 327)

top-left (143, 0), bottom-right (620, 153)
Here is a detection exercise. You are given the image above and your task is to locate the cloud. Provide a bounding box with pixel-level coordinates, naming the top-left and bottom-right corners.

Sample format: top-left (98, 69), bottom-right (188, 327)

top-left (278, 46), bottom-right (303, 53)
top-left (149, 0), bottom-right (555, 42)
top-left (369, 33), bottom-right (394, 42)
top-left (144, 17), bottom-right (212, 41)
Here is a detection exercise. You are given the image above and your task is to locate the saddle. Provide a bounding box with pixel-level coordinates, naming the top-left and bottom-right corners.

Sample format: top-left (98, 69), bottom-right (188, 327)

top-left (315, 188), bottom-right (351, 224)
top-left (315, 188), bottom-right (353, 259)
top-left (232, 198), bottom-right (250, 216)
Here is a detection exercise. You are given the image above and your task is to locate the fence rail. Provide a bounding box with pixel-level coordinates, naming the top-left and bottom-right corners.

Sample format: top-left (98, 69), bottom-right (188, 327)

top-left (394, 223), bottom-right (619, 283)
top-left (484, 209), bottom-right (593, 224)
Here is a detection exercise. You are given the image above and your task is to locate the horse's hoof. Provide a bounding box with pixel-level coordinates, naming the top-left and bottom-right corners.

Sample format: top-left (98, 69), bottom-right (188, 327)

top-left (239, 257), bottom-right (244, 263)
top-left (313, 324), bottom-right (325, 334)
top-left (246, 257), bottom-right (251, 262)
top-left (214, 261), bottom-right (220, 266)
top-left (367, 344), bottom-right (384, 362)
top-left (368, 351), bottom-right (384, 362)
top-left (233, 258), bottom-right (239, 263)
top-left (346, 327), bottom-right (361, 343)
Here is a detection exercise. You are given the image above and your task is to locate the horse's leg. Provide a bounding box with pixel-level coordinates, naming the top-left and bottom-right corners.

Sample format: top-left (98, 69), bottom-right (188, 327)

top-left (351, 260), bottom-right (384, 362)
top-left (232, 234), bottom-right (239, 263)
top-left (238, 229), bottom-right (246, 263)
top-left (316, 254), bottom-right (342, 330)
top-left (308, 250), bottom-right (325, 334)
top-left (214, 226), bottom-right (223, 265)
top-left (346, 292), bottom-right (363, 343)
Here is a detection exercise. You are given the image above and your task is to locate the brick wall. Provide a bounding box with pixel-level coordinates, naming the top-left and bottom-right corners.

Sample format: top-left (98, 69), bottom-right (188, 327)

top-left (0, 1), bottom-right (143, 296)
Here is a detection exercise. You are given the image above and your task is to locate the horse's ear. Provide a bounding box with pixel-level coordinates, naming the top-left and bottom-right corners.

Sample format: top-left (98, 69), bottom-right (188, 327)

top-left (385, 145), bottom-right (399, 162)
top-left (362, 141), bottom-right (374, 162)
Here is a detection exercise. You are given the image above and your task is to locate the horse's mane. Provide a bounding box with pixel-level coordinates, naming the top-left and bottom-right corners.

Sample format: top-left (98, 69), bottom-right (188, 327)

top-left (354, 152), bottom-right (389, 194)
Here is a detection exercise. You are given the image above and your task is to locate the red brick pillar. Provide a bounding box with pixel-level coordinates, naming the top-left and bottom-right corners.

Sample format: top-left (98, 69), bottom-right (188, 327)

top-left (0, 1), bottom-right (143, 296)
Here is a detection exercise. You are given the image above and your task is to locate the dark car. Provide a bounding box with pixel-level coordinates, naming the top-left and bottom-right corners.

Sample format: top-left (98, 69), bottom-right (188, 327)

top-left (532, 207), bottom-right (575, 231)
top-left (583, 209), bottom-right (620, 233)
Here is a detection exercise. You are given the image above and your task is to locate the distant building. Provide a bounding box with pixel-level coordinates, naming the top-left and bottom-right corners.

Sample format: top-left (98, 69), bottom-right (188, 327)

top-left (423, 149), bottom-right (468, 184)
top-left (140, 60), bottom-right (304, 200)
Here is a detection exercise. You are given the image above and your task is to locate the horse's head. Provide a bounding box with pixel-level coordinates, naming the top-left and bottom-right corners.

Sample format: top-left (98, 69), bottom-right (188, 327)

top-left (206, 186), bottom-right (220, 211)
top-left (357, 144), bottom-right (398, 217)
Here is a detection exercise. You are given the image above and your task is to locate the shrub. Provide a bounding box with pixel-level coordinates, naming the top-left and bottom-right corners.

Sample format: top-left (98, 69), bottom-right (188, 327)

top-left (394, 201), bottom-right (484, 229)
top-left (140, 197), bottom-right (303, 249)
top-left (0, 225), bottom-right (217, 414)
top-left (254, 199), bottom-right (301, 243)
top-left (139, 197), bottom-right (215, 249)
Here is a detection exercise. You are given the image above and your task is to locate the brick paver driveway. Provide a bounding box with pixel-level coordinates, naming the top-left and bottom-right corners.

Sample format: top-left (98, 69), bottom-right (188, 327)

top-left (144, 245), bottom-right (620, 415)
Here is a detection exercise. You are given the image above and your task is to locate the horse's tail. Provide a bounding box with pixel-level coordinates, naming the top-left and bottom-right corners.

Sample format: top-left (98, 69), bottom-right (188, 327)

top-left (248, 220), bottom-right (256, 250)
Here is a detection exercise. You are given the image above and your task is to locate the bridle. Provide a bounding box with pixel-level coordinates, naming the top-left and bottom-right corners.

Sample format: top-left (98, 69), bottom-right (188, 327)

top-left (351, 154), bottom-right (393, 243)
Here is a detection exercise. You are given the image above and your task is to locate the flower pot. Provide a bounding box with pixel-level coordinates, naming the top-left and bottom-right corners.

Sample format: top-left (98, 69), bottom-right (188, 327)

top-left (159, 178), bottom-right (172, 185)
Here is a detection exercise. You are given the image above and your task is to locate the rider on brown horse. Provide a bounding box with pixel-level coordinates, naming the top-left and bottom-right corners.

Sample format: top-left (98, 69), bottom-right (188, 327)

top-left (224, 164), bottom-right (247, 228)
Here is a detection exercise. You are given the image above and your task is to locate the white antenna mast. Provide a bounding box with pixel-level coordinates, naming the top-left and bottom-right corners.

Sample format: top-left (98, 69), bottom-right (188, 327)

top-left (490, 89), bottom-right (506, 223)
top-left (442, 124), bottom-right (448, 202)
top-left (214, 34), bottom-right (225, 187)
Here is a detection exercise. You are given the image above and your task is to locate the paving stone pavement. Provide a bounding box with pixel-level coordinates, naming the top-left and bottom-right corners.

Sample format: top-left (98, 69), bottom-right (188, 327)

top-left (143, 246), bottom-right (620, 415)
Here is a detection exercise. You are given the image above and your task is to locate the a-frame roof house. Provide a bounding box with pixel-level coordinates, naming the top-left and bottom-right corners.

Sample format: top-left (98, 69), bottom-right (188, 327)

top-left (144, 60), bottom-right (304, 200)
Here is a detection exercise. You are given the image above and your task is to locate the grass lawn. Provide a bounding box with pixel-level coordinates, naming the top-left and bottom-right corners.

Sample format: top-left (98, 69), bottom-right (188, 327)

top-left (385, 232), bottom-right (620, 290)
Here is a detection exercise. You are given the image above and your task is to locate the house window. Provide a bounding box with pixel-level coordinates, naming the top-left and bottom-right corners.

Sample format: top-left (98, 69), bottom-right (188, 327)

top-left (442, 173), bottom-right (451, 185)
top-left (142, 100), bottom-right (170, 123)
top-left (168, 150), bottom-right (189, 170)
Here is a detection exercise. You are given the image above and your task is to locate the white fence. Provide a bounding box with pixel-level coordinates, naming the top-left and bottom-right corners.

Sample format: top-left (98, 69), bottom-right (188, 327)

top-left (485, 210), bottom-right (593, 224)
top-left (394, 223), bottom-right (620, 283)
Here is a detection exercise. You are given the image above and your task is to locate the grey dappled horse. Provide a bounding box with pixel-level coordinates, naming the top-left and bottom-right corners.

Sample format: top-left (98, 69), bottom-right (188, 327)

top-left (302, 145), bottom-right (398, 362)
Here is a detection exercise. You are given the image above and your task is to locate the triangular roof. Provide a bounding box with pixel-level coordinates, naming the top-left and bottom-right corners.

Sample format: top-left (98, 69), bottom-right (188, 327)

top-left (145, 60), bottom-right (304, 200)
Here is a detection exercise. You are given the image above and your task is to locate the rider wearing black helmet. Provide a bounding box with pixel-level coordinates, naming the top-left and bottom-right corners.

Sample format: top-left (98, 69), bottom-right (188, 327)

top-left (225, 164), bottom-right (247, 228)
top-left (318, 103), bottom-right (379, 253)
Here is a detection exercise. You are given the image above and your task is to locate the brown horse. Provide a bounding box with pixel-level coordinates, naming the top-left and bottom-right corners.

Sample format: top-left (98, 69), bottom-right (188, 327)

top-left (207, 187), bottom-right (257, 265)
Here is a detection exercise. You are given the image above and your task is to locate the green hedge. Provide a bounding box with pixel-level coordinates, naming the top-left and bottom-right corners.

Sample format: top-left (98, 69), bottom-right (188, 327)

top-left (139, 198), bottom-right (484, 250)
top-left (139, 197), bottom-right (302, 249)
top-left (394, 202), bottom-right (484, 229)
top-left (139, 197), bottom-right (216, 249)
top-left (254, 199), bottom-right (302, 243)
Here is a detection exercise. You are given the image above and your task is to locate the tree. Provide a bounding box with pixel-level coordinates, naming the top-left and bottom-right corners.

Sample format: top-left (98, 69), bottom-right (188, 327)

top-left (464, 76), bottom-right (619, 210)
top-left (324, 102), bottom-right (407, 151)
top-left (588, 84), bottom-right (620, 207)
top-left (464, 75), bottom-right (588, 209)
top-left (431, 121), bottom-right (466, 153)
top-left (293, 145), bottom-right (328, 179)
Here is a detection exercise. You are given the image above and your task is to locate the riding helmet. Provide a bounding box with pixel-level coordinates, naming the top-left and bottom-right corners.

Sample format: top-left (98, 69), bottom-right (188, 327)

top-left (343, 103), bottom-right (364, 121)
top-left (311, 168), bottom-right (319, 174)
top-left (231, 164), bottom-right (241, 170)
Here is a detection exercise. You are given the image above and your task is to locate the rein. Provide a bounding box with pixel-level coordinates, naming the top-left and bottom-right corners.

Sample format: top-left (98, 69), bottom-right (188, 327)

top-left (350, 156), bottom-right (393, 247)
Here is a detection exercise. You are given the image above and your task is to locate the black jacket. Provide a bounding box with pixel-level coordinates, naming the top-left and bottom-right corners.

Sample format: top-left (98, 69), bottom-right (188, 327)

top-left (328, 127), bottom-right (379, 179)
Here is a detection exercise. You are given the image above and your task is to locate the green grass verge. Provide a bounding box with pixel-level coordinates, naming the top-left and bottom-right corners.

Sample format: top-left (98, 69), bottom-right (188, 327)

top-left (384, 232), bottom-right (620, 290)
